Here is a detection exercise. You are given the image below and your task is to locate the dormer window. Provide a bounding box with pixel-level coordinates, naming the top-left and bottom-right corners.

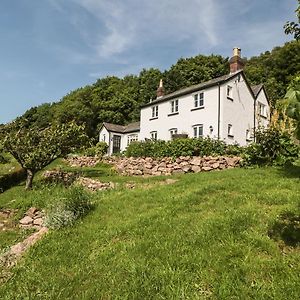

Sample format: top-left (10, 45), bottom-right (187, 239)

top-left (194, 92), bottom-right (204, 108)
top-left (227, 85), bottom-right (233, 100)
top-left (170, 99), bottom-right (179, 113)
top-left (151, 105), bottom-right (158, 118)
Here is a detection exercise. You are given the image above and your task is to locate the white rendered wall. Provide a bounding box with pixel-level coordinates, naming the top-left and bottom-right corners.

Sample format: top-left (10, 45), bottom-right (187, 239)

top-left (99, 127), bottom-right (111, 154)
top-left (140, 86), bottom-right (220, 141)
top-left (221, 76), bottom-right (255, 146)
top-left (255, 89), bottom-right (270, 129)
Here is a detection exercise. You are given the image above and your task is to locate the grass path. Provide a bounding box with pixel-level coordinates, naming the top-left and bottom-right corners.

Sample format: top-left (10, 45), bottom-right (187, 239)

top-left (0, 165), bottom-right (299, 299)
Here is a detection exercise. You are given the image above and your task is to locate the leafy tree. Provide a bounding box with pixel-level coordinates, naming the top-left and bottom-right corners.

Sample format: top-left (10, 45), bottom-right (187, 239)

top-left (284, 0), bottom-right (300, 40)
top-left (285, 76), bottom-right (300, 138)
top-left (164, 54), bottom-right (228, 94)
top-left (3, 121), bottom-right (88, 189)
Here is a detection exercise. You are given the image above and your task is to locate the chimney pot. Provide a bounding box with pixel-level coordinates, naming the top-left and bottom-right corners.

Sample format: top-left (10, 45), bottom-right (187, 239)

top-left (156, 79), bottom-right (165, 98)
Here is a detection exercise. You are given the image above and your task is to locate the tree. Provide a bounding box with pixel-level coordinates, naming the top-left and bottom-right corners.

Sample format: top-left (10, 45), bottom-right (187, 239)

top-left (284, 0), bottom-right (300, 40)
top-left (285, 76), bottom-right (300, 139)
top-left (3, 121), bottom-right (88, 189)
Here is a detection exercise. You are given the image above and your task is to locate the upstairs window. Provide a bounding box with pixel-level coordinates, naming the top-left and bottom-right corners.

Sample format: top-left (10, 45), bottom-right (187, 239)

top-left (258, 103), bottom-right (267, 117)
top-left (150, 131), bottom-right (157, 140)
top-left (194, 92), bottom-right (204, 108)
top-left (169, 128), bottom-right (178, 138)
top-left (151, 105), bottom-right (158, 118)
top-left (170, 99), bottom-right (179, 113)
top-left (228, 124), bottom-right (233, 137)
top-left (127, 134), bottom-right (138, 145)
top-left (193, 124), bottom-right (203, 138)
top-left (227, 85), bottom-right (233, 100)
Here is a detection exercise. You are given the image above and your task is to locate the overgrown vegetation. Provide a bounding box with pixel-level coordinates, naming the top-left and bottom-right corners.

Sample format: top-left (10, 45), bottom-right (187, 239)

top-left (44, 186), bottom-right (93, 229)
top-left (125, 137), bottom-right (242, 158)
top-left (243, 128), bottom-right (299, 166)
top-left (82, 141), bottom-right (109, 157)
top-left (125, 129), bottom-right (299, 166)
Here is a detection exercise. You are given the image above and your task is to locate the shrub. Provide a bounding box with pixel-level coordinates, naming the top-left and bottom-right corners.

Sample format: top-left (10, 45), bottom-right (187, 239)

top-left (0, 168), bottom-right (26, 193)
top-left (83, 142), bottom-right (108, 157)
top-left (125, 137), bottom-right (242, 158)
top-left (0, 153), bottom-right (9, 164)
top-left (44, 186), bottom-right (93, 229)
top-left (242, 128), bottom-right (299, 166)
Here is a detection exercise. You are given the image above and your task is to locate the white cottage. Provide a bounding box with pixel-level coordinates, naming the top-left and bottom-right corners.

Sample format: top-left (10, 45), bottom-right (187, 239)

top-left (99, 48), bottom-right (270, 155)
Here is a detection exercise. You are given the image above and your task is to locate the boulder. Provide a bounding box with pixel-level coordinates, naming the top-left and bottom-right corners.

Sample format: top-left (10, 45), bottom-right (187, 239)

top-left (19, 216), bottom-right (33, 225)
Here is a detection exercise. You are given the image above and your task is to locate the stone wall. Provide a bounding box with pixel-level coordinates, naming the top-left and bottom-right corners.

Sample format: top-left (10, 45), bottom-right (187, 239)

top-left (105, 156), bottom-right (241, 176)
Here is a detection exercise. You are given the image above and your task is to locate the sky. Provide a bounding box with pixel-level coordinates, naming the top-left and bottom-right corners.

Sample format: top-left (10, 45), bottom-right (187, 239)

top-left (0, 0), bottom-right (297, 124)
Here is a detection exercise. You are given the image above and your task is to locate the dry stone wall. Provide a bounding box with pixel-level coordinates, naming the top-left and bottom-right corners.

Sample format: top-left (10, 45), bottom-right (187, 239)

top-left (105, 156), bottom-right (241, 176)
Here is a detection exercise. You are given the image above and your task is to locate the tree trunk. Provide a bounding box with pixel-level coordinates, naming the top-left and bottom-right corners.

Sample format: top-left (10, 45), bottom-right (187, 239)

top-left (25, 169), bottom-right (34, 190)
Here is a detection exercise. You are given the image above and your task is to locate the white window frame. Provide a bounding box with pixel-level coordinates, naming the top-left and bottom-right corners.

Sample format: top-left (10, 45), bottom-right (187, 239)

top-left (246, 129), bottom-right (251, 141)
top-left (227, 85), bottom-right (233, 99)
top-left (102, 134), bottom-right (106, 142)
top-left (258, 102), bottom-right (266, 117)
top-left (150, 131), bottom-right (157, 140)
top-left (169, 128), bottom-right (178, 138)
top-left (151, 105), bottom-right (158, 118)
top-left (193, 124), bottom-right (203, 138)
top-left (170, 99), bottom-right (179, 113)
top-left (127, 134), bottom-right (138, 145)
top-left (194, 92), bottom-right (204, 108)
top-left (228, 124), bottom-right (233, 137)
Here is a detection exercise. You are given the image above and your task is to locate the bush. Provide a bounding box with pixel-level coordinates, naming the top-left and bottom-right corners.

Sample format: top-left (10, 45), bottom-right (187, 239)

top-left (0, 168), bottom-right (26, 193)
top-left (0, 153), bottom-right (9, 164)
top-left (242, 128), bottom-right (299, 166)
top-left (125, 137), bottom-right (242, 158)
top-left (83, 142), bottom-right (108, 157)
top-left (44, 186), bottom-right (93, 229)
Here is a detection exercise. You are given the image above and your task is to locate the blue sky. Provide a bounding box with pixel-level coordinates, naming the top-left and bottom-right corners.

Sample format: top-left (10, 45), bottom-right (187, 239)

top-left (0, 0), bottom-right (296, 124)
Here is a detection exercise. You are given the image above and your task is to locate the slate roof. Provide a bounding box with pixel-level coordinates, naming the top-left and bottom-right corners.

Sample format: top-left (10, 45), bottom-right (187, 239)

top-left (141, 70), bottom-right (244, 107)
top-left (251, 84), bottom-right (263, 98)
top-left (103, 121), bottom-right (140, 133)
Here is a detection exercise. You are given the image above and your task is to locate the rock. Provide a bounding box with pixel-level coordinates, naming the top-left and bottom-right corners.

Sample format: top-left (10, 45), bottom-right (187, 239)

top-left (26, 207), bottom-right (38, 218)
top-left (191, 165), bottom-right (201, 173)
top-left (33, 218), bottom-right (43, 226)
top-left (172, 169), bottom-right (184, 174)
top-left (212, 162), bottom-right (220, 169)
top-left (182, 165), bottom-right (191, 173)
top-left (202, 166), bottom-right (213, 171)
top-left (190, 157), bottom-right (202, 166)
top-left (19, 216), bottom-right (33, 225)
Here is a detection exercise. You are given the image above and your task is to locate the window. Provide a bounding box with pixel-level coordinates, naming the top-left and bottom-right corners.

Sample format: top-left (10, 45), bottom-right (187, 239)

top-left (258, 103), bottom-right (266, 117)
top-left (150, 131), bottom-right (157, 140)
top-left (151, 105), bottom-right (158, 118)
top-left (246, 129), bottom-right (251, 141)
top-left (169, 128), bottom-right (178, 138)
top-left (102, 134), bottom-right (106, 142)
top-left (193, 124), bottom-right (203, 138)
top-left (170, 99), bottom-right (179, 113)
top-left (228, 124), bottom-right (233, 137)
top-left (127, 134), bottom-right (138, 145)
top-left (227, 85), bottom-right (233, 99)
top-left (194, 92), bottom-right (204, 108)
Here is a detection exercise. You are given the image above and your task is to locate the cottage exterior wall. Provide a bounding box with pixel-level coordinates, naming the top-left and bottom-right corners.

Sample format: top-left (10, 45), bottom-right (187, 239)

top-left (140, 86), bottom-right (219, 141)
top-left (221, 76), bottom-right (255, 146)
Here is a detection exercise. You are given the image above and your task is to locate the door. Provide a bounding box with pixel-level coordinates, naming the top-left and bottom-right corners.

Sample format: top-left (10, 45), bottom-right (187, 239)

top-left (112, 135), bottom-right (121, 154)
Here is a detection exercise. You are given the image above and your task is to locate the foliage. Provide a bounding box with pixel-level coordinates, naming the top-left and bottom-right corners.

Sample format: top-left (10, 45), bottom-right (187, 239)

top-left (244, 41), bottom-right (300, 108)
top-left (285, 76), bottom-right (300, 138)
top-left (243, 128), bottom-right (299, 166)
top-left (2, 121), bottom-right (88, 189)
top-left (83, 141), bottom-right (109, 157)
top-left (44, 186), bottom-right (93, 229)
top-left (125, 137), bottom-right (241, 158)
top-left (0, 153), bottom-right (9, 164)
top-left (284, 0), bottom-right (300, 40)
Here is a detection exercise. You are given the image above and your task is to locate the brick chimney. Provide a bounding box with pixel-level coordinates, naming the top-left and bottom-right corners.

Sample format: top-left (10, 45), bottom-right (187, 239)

top-left (229, 47), bottom-right (244, 73)
top-left (156, 79), bottom-right (164, 98)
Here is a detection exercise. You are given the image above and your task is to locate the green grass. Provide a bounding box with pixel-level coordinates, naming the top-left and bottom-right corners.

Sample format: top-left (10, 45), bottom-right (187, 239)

top-left (0, 164), bottom-right (299, 299)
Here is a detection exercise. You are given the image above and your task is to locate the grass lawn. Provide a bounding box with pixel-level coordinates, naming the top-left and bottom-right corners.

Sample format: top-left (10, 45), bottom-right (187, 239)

top-left (0, 162), bottom-right (299, 299)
